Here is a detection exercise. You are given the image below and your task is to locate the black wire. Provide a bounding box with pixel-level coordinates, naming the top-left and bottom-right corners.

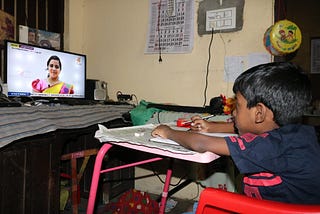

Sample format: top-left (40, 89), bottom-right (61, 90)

top-left (190, 182), bottom-right (201, 201)
top-left (158, 32), bottom-right (162, 63)
top-left (157, 112), bottom-right (161, 123)
top-left (150, 163), bottom-right (188, 187)
top-left (158, 0), bottom-right (163, 63)
top-left (202, 28), bottom-right (214, 107)
top-left (101, 173), bottom-right (157, 183)
top-left (153, 170), bottom-right (188, 187)
top-left (131, 94), bottom-right (138, 106)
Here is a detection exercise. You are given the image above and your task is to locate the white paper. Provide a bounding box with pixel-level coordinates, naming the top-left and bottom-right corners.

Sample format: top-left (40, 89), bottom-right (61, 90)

top-left (150, 137), bottom-right (179, 145)
top-left (95, 124), bottom-right (196, 154)
top-left (248, 52), bottom-right (271, 69)
top-left (96, 123), bottom-right (237, 156)
top-left (150, 132), bottom-right (237, 145)
top-left (224, 56), bottom-right (246, 82)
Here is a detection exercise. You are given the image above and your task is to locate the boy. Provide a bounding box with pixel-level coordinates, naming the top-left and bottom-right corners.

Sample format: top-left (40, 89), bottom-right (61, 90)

top-left (152, 62), bottom-right (320, 204)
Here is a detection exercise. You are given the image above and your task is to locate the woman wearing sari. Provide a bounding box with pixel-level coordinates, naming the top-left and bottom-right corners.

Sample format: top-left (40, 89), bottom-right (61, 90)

top-left (32, 55), bottom-right (74, 94)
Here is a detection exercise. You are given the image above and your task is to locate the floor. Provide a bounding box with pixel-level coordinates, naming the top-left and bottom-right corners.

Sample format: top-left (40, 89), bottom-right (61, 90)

top-left (61, 193), bottom-right (195, 214)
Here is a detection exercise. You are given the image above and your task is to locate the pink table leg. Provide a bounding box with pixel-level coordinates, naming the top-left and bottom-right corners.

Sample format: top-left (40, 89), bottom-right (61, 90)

top-left (86, 144), bottom-right (112, 214)
top-left (159, 166), bottom-right (173, 214)
top-left (86, 143), bottom-right (164, 214)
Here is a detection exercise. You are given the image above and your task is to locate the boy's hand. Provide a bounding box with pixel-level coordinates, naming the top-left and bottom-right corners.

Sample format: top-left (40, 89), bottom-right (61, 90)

top-left (151, 124), bottom-right (172, 139)
top-left (190, 115), bottom-right (210, 132)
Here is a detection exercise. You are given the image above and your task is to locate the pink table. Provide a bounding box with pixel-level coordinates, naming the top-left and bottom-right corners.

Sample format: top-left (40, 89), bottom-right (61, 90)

top-left (86, 140), bottom-right (220, 214)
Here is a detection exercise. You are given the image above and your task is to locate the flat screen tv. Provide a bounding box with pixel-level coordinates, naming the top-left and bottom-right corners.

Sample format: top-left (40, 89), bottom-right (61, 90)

top-left (4, 40), bottom-right (86, 100)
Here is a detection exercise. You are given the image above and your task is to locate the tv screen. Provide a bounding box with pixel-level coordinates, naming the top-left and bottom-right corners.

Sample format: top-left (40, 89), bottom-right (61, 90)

top-left (4, 40), bottom-right (86, 100)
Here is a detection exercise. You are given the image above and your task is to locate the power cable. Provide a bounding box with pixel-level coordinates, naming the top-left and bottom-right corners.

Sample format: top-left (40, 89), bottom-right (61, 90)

top-left (202, 28), bottom-right (214, 107)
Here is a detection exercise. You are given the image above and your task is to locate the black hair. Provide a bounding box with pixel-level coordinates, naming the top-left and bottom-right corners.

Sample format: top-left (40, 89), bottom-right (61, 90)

top-left (47, 55), bottom-right (62, 70)
top-left (233, 62), bottom-right (312, 126)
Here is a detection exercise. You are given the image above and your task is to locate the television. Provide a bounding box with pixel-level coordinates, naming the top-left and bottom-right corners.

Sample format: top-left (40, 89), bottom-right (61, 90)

top-left (4, 40), bottom-right (86, 100)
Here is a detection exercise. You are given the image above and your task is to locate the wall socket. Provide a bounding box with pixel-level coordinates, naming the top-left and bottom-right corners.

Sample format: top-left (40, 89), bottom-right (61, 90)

top-left (206, 7), bottom-right (236, 31)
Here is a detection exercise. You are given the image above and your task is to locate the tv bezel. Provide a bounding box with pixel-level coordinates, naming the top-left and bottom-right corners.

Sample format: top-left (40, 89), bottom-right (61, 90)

top-left (4, 40), bottom-right (87, 101)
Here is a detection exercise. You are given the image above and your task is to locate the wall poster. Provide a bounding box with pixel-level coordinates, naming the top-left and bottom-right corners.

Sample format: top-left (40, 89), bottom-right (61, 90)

top-left (19, 25), bottom-right (61, 50)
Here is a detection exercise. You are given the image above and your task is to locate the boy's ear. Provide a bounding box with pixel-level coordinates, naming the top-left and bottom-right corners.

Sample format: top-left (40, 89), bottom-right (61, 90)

top-left (254, 103), bottom-right (267, 123)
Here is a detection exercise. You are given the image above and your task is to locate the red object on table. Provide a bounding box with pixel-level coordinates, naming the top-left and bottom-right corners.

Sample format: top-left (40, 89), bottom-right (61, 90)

top-left (176, 118), bottom-right (191, 128)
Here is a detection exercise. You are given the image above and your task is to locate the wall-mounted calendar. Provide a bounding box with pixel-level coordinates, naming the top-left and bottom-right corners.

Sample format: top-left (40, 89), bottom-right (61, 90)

top-left (145, 0), bottom-right (194, 54)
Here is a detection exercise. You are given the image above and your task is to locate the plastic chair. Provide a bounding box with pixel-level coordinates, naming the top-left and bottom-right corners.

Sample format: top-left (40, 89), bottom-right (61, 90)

top-left (61, 148), bottom-right (98, 214)
top-left (196, 187), bottom-right (320, 214)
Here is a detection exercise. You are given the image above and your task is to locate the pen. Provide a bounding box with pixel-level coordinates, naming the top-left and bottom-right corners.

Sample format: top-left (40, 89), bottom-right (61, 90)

top-left (183, 114), bottom-right (215, 125)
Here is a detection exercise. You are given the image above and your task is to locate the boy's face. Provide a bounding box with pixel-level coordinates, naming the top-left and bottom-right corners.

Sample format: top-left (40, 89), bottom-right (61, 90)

top-left (232, 92), bottom-right (257, 135)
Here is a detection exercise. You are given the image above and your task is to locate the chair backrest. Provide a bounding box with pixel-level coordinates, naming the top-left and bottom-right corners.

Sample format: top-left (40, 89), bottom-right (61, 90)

top-left (196, 188), bottom-right (320, 214)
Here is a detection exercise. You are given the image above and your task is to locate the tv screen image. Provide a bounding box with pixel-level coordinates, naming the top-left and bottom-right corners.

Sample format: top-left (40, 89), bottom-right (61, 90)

top-left (5, 41), bottom-right (86, 100)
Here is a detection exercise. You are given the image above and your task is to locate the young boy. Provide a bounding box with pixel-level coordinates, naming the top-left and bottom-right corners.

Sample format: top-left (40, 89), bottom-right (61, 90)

top-left (151, 62), bottom-right (320, 204)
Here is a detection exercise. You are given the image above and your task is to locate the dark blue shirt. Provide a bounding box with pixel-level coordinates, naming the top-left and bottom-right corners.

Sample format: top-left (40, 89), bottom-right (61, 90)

top-left (225, 124), bottom-right (320, 204)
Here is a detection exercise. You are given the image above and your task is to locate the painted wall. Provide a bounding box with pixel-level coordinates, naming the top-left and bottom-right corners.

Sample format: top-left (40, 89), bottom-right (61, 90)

top-left (64, 0), bottom-right (273, 199)
top-left (65, 0), bottom-right (273, 106)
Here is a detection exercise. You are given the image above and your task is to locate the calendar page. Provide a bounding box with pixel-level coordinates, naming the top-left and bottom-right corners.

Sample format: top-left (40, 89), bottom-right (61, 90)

top-left (145, 0), bottom-right (194, 54)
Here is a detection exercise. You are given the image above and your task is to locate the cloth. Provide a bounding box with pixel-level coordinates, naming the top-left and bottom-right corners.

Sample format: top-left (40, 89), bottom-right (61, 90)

top-left (225, 124), bottom-right (320, 204)
top-left (129, 100), bottom-right (162, 125)
top-left (32, 79), bottom-right (74, 94)
top-left (100, 189), bottom-right (159, 214)
top-left (0, 104), bottom-right (133, 148)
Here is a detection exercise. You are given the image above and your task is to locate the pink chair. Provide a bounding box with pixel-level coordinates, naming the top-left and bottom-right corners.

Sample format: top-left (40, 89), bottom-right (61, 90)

top-left (196, 187), bottom-right (320, 214)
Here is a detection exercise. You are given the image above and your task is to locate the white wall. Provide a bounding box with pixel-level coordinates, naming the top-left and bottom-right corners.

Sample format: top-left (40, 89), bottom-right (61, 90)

top-left (65, 0), bottom-right (273, 106)
top-left (64, 0), bottom-right (274, 199)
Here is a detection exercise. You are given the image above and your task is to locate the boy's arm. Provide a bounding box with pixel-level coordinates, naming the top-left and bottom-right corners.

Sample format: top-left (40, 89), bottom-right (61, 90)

top-left (151, 125), bottom-right (230, 155)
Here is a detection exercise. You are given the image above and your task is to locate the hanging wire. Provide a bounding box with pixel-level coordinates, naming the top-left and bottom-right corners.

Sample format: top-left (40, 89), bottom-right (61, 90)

top-left (202, 28), bottom-right (214, 107)
top-left (157, 0), bottom-right (163, 62)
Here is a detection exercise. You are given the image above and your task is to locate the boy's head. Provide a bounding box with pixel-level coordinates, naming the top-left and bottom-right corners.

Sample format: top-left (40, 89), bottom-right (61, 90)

top-left (233, 62), bottom-right (312, 126)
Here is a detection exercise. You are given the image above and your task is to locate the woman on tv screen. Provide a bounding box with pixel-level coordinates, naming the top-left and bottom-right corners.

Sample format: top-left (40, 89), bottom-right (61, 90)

top-left (31, 55), bottom-right (74, 94)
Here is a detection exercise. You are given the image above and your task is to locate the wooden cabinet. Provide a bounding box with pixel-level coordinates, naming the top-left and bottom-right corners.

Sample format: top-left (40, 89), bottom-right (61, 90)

top-left (0, 132), bottom-right (61, 213)
top-left (0, 119), bottom-right (134, 214)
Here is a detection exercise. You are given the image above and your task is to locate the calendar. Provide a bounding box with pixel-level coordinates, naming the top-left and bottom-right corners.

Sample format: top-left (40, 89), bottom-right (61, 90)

top-left (145, 0), bottom-right (194, 54)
